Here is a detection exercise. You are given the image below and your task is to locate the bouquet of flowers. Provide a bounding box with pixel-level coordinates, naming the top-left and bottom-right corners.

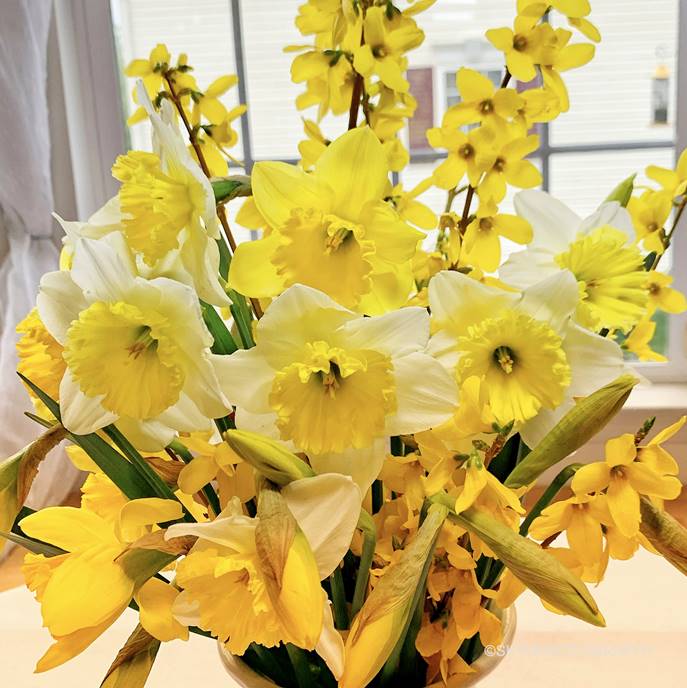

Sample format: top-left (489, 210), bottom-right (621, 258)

top-left (2, 1), bottom-right (687, 686)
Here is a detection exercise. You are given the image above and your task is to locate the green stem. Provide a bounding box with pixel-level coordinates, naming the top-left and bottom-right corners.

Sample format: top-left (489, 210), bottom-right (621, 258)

top-left (200, 300), bottom-right (238, 354)
top-left (103, 425), bottom-right (192, 521)
top-left (351, 510), bottom-right (376, 617)
top-left (285, 645), bottom-right (316, 688)
top-left (519, 463), bottom-right (582, 536)
top-left (329, 566), bottom-right (350, 630)
top-left (228, 289), bottom-right (255, 348)
top-left (651, 193), bottom-right (687, 270)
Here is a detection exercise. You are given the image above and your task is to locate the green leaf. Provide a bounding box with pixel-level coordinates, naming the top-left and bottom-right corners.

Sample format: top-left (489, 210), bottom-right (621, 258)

top-left (486, 433), bottom-right (521, 482)
top-left (18, 374), bottom-right (158, 501)
top-left (211, 175), bottom-right (252, 204)
top-left (200, 300), bottom-right (238, 354)
top-left (0, 530), bottom-right (64, 557)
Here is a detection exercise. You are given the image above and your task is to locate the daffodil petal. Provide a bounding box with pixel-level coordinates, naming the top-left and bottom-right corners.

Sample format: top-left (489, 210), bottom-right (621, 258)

top-left (282, 473), bottom-right (361, 579)
top-left (314, 127), bottom-right (388, 218)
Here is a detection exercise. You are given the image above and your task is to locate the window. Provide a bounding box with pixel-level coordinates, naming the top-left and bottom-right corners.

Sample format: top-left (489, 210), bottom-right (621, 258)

top-left (407, 68), bottom-right (434, 151)
top-left (55, 0), bottom-right (687, 382)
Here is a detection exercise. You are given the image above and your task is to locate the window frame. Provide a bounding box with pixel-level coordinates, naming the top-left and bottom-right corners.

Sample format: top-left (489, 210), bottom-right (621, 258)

top-left (55, 0), bottom-right (687, 382)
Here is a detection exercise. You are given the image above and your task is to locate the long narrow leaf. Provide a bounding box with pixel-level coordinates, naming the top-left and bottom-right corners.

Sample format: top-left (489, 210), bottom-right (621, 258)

top-left (18, 373), bottom-right (154, 500)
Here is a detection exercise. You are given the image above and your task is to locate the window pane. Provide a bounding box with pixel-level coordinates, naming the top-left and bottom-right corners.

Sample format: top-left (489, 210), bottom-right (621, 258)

top-left (549, 0), bottom-right (679, 146)
top-left (111, 0), bottom-right (239, 153)
top-left (241, 0), bottom-right (304, 161)
top-left (549, 148), bottom-right (675, 216)
top-left (406, 0), bottom-right (514, 135)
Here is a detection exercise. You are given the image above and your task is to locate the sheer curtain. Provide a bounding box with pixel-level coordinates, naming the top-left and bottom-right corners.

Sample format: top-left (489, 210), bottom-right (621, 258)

top-left (0, 0), bottom-right (79, 529)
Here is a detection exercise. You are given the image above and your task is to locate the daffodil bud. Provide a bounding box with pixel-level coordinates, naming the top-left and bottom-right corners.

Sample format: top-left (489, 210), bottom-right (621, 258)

top-left (224, 430), bottom-right (315, 486)
top-left (100, 624), bottom-right (160, 688)
top-left (506, 374), bottom-right (638, 488)
top-left (442, 498), bottom-right (605, 627)
top-left (639, 496), bottom-right (687, 576)
top-left (340, 503), bottom-right (449, 688)
top-left (255, 485), bottom-right (323, 649)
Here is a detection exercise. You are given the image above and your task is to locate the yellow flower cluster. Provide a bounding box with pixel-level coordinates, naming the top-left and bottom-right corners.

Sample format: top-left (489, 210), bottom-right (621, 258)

top-left (124, 43), bottom-right (246, 175)
top-left (289, 0), bottom-right (434, 172)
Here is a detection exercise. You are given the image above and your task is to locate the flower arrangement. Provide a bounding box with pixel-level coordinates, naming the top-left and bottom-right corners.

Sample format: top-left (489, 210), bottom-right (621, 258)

top-left (2, 1), bottom-right (687, 687)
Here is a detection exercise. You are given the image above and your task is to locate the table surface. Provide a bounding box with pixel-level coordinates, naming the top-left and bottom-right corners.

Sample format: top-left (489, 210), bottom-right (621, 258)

top-left (1, 545), bottom-right (685, 688)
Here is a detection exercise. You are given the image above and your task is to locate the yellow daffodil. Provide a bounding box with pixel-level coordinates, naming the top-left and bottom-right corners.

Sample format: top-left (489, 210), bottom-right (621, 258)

top-left (502, 190), bottom-right (649, 333)
top-left (428, 270), bottom-right (625, 446)
top-left (572, 434), bottom-right (682, 537)
top-left (486, 15), bottom-right (550, 82)
top-left (20, 497), bottom-right (183, 671)
top-left (645, 272), bottom-right (687, 316)
top-left (529, 493), bottom-right (610, 566)
top-left (16, 308), bottom-right (66, 415)
top-left (229, 127), bottom-right (423, 314)
top-left (221, 284), bottom-right (456, 489)
top-left (353, 6), bottom-right (424, 93)
top-left (427, 124), bottom-right (495, 191)
top-left (538, 27), bottom-right (595, 112)
top-left (628, 190), bottom-right (672, 254)
top-left (463, 200), bottom-right (533, 272)
top-left (168, 475), bottom-right (359, 678)
top-left (624, 319), bottom-right (666, 362)
top-left (37, 234), bottom-right (231, 449)
top-left (646, 148), bottom-right (687, 198)
top-left (443, 68), bottom-right (523, 133)
top-left (555, 227), bottom-right (648, 332)
top-left (477, 129), bottom-right (541, 203)
top-left (112, 83), bottom-right (229, 306)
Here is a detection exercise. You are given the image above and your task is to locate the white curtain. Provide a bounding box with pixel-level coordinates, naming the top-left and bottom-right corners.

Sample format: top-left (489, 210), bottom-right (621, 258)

top-left (0, 0), bottom-right (79, 523)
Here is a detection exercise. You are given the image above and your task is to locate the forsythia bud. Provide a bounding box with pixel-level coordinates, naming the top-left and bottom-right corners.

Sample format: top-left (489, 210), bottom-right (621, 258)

top-left (448, 502), bottom-right (605, 627)
top-left (224, 430), bottom-right (315, 485)
top-left (506, 375), bottom-right (638, 488)
top-left (639, 496), bottom-right (687, 576)
top-left (340, 503), bottom-right (449, 688)
top-left (255, 485), bottom-right (323, 649)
